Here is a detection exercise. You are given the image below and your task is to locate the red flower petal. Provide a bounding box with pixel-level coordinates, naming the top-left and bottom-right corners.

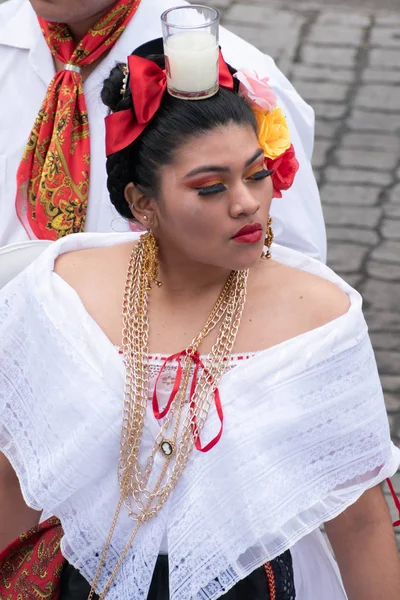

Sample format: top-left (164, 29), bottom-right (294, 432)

top-left (266, 144), bottom-right (299, 198)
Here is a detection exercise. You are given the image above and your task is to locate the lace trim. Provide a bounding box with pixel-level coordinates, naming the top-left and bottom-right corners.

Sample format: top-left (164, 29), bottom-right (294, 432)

top-left (115, 349), bottom-right (257, 408)
top-left (269, 550), bottom-right (296, 600)
top-left (116, 347), bottom-right (257, 363)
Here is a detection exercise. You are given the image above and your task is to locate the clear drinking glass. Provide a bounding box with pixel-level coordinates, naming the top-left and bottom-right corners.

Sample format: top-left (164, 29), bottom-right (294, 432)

top-left (161, 5), bottom-right (220, 100)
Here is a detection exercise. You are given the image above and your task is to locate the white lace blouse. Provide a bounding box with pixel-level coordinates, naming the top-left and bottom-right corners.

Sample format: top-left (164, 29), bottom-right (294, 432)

top-left (0, 232), bottom-right (399, 600)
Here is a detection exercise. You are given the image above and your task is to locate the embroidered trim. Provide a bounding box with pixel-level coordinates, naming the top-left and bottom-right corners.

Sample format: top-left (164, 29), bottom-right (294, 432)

top-left (264, 562), bottom-right (277, 600)
top-left (116, 347), bottom-right (256, 362)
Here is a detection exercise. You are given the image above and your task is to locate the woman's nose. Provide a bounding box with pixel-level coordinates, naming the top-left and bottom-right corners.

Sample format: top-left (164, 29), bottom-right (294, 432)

top-left (229, 185), bottom-right (261, 219)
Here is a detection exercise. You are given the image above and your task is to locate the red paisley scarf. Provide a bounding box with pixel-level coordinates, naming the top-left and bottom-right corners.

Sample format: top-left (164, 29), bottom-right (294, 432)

top-left (15, 0), bottom-right (141, 240)
top-left (0, 517), bottom-right (64, 599)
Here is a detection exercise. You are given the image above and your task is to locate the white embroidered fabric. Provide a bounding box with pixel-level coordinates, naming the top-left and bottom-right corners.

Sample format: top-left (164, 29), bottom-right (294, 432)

top-left (138, 352), bottom-right (253, 413)
top-left (0, 232), bottom-right (399, 600)
top-left (119, 351), bottom-right (254, 559)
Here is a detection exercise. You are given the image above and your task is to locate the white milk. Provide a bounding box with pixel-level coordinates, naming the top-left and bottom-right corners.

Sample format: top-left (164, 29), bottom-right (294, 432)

top-left (164, 31), bottom-right (218, 96)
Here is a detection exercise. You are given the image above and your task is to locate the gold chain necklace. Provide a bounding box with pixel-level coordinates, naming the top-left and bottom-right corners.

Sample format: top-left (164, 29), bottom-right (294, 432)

top-left (88, 234), bottom-right (249, 599)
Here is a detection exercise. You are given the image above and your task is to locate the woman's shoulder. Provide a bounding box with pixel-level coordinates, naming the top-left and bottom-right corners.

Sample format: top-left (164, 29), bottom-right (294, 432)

top-left (54, 240), bottom-right (134, 290)
top-left (266, 244), bottom-right (353, 319)
top-left (52, 231), bottom-right (141, 294)
top-left (244, 251), bottom-right (353, 352)
top-left (53, 239), bottom-right (136, 345)
top-left (274, 260), bottom-right (351, 328)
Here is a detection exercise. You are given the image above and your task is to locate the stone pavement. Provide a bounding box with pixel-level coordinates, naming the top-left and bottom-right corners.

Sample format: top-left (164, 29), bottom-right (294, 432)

top-left (216, 0), bottom-right (400, 532)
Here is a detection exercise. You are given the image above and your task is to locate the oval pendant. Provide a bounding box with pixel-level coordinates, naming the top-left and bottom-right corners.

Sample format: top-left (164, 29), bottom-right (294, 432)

top-left (160, 440), bottom-right (175, 458)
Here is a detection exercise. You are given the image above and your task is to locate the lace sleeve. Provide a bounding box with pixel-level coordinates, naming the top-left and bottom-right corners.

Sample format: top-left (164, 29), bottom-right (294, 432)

top-left (0, 266), bottom-right (123, 512)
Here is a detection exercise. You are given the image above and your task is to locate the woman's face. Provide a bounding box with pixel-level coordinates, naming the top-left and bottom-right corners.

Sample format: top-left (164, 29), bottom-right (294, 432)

top-left (152, 123), bottom-right (274, 272)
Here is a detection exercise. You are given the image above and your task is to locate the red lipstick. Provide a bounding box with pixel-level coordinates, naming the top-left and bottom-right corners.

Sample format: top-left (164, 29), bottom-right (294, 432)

top-left (232, 222), bottom-right (263, 244)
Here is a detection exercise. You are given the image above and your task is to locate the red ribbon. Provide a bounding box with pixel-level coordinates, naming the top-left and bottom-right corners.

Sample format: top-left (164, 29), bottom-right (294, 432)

top-left (105, 49), bottom-right (234, 156)
top-left (152, 349), bottom-right (224, 453)
top-left (386, 478), bottom-right (400, 527)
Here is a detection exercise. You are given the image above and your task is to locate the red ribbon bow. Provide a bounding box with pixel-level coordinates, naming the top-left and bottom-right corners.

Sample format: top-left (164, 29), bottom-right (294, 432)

top-left (152, 349), bottom-right (224, 453)
top-left (105, 50), bottom-right (234, 156)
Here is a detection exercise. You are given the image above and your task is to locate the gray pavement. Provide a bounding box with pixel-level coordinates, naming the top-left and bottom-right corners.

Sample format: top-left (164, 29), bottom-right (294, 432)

top-left (217, 0), bottom-right (400, 533)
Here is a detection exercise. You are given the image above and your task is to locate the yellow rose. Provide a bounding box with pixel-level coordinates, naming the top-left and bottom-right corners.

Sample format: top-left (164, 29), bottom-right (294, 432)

top-left (254, 107), bottom-right (291, 159)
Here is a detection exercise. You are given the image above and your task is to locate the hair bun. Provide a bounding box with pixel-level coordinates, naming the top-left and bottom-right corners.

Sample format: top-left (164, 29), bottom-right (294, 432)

top-left (101, 62), bottom-right (129, 113)
top-left (101, 40), bottom-right (164, 114)
top-left (133, 38), bottom-right (164, 58)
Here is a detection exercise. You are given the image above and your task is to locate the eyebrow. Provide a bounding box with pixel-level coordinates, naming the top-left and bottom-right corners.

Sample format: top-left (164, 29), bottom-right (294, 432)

top-left (184, 148), bottom-right (264, 178)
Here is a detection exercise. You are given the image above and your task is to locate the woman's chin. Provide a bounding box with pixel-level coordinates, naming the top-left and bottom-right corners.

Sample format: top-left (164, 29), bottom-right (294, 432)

top-left (228, 246), bottom-right (266, 271)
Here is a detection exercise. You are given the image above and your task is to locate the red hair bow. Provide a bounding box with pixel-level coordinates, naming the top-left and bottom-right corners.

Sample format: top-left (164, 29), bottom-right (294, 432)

top-left (105, 50), bottom-right (234, 156)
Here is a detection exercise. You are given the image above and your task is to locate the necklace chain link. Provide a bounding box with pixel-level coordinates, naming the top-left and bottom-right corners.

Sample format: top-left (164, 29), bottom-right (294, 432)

top-left (88, 235), bottom-right (249, 599)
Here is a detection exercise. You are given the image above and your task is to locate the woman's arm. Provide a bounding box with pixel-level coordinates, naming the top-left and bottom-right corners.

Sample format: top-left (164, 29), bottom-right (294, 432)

top-left (325, 484), bottom-right (400, 600)
top-left (0, 452), bottom-right (41, 552)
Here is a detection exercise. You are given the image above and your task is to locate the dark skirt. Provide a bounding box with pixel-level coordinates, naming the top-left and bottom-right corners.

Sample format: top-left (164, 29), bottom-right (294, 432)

top-left (60, 551), bottom-right (296, 600)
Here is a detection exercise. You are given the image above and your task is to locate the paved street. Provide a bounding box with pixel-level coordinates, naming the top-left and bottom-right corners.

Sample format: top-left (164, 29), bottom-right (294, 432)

top-left (216, 0), bottom-right (400, 530)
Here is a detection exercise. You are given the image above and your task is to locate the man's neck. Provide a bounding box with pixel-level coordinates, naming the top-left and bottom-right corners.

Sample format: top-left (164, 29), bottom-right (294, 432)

top-left (53, 7), bottom-right (113, 78)
top-left (67, 8), bottom-right (111, 44)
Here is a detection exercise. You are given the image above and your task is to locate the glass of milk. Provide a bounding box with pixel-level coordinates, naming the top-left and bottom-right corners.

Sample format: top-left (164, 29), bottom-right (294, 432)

top-left (161, 5), bottom-right (220, 100)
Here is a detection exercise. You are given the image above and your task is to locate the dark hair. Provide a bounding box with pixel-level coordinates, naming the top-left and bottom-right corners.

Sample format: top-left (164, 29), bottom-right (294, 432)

top-left (101, 39), bottom-right (257, 221)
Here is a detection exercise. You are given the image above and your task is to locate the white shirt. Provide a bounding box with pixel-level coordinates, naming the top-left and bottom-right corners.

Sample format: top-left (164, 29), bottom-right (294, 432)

top-left (0, 0), bottom-right (326, 261)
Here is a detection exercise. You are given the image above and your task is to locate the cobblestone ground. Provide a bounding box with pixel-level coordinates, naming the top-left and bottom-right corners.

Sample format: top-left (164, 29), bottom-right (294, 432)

top-left (216, 0), bottom-right (400, 535)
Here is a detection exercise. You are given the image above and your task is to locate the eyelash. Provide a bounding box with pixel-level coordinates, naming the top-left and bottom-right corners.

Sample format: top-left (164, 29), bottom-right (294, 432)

top-left (196, 169), bottom-right (274, 196)
top-left (197, 183), bottom-right (226, 196)
top-left (250, 168), bottom-right (274, 181)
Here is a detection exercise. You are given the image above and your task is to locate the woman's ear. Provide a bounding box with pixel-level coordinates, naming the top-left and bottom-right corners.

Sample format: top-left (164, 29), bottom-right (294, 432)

top-left (124, 183), bottom-right (155, 228)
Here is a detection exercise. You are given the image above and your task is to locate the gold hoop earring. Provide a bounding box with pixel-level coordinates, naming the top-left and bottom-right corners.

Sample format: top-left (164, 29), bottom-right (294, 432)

top-left (264, 217), bottom-right (274, 259)
top-left (142, 230), bottom-right (162, 289)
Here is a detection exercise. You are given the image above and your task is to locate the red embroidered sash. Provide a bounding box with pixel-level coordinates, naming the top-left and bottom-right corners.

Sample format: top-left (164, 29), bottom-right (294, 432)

top-left (0, 517), bottom-right (64, 599)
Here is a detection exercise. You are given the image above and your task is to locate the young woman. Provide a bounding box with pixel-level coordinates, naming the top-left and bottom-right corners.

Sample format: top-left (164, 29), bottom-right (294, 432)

top-left (0, 39), bottom-right (399, 600)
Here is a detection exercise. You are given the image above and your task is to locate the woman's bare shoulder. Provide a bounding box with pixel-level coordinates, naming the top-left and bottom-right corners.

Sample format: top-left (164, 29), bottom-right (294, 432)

top-left (290, 265), bottom-right (349, 325)
top-left (247, 258), bottom-right (351, 345)
top-left (53, 243), bottom-right (135, 344)
top-left (54, 241), bottom-right (134, 296)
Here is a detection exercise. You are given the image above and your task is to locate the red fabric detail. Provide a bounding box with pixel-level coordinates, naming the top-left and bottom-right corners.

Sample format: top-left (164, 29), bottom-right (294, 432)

top-left (265, 143), bottom-right (300, 199)
top-left (386, 478), bottom-right (400, 527)
top-left (152, 350), bottom-right (184, 419)
top-left (191, 379), bottom-right (224, 453)
top-left (16, 0), bottom-right (141, 240)
top-left (105, 56), bottom-right (167, 156)
top-left (0, 517), bottom-right (65, 598)
top-left (106, 49), bottom-right (234, 156)
top-left (130, 56), bottom-right (168, 125)
top-left (152, 349), bottom-right (224, 453)
top-left (218, 49), bottom-right (234, 91)
top-left (105, 107), bottom-right (144, 160)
